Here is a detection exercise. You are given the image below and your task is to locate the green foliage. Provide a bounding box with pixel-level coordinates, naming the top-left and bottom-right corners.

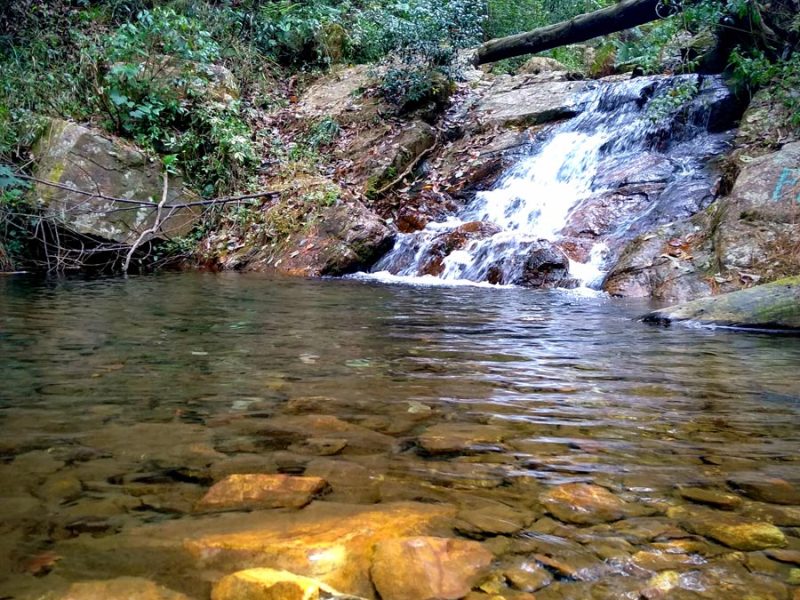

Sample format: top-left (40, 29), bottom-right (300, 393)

top-left (614, 18), bottom-right (682, 74)
top-left (730, 48), bottom-right (800, 127)
top-left (647, 79), bottom-right (699, 122)
top-left (93, 8), bottom-right (256, 195)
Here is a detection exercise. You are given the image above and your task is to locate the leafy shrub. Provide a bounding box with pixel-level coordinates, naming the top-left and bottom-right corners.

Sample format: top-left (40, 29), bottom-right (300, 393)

top-left (93, 7), bottom-right (256, 194)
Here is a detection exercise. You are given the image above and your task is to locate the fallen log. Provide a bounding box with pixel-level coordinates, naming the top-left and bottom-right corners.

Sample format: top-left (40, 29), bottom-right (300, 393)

top-left (475, 0), bottom-right (679, 65)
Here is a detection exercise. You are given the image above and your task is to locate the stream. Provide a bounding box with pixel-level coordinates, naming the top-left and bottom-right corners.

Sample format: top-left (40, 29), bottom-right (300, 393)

top-left (1, 272), bottom-right (800, 598)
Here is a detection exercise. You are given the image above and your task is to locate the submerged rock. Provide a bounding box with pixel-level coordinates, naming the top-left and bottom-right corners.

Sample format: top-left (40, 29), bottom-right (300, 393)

top-left (540, 483), bottom-right (630, 525)
top-left (670, 505), bottom-right (787, 551)
top-left (370, 536), bottom-right (493, 600)
top-left (211, 567), bottom-right (356, 600)
top-left (31, 119), bottom-right (195, 246)
top-left (60, 576), bottom-right (191, 600)
top-left (643, 276), bottom-right (800, 330)
top-left (727, 474), bottom-right (800, 506)
top-left (677, 487), bottom-right (743, 510)
top-left (417, 423), bottom-right (507, 456)
top-left (195, 474), bottom-right (327, 512)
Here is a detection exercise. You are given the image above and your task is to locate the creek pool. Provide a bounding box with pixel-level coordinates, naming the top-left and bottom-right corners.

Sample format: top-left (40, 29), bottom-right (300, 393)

top-left (1, 272), bottom-right (799, 599)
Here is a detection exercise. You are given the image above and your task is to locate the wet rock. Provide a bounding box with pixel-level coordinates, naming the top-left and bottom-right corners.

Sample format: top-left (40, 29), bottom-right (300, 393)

top-left (766, 550), bottom-right (800, 566)
top-left (419, 222), bottom-right (502, 277)
top-left (248, 414), bottom-right (396, 455)
top-left (670, 506), bottom-right (787, 551)
top-left (31, 119), bottom-right (194, 246)
top-left (503, 558), bottom-right (552, 592)
top-left (727, 474), bottom-right (800, 505)
top-left (209, 455), bottom-right (279, 481)
top-left (677, 487), bottom-right (743, 510)
top-left (370, 536), bottom-right (493, 600)
top-left (417, 423), bottom-right (507, 456)
top-left (37, 474), bottom-right (83, 505)
top-left (185, 502), bottom-right (455, 597)
top-left (421, 461), bottom-right (506, 489)
top-left (474, 77), bottom-right (589, 129)
top-left (289, 438), bottom-right (348, 456)
top-left (541, 483), bottom-right (629, 525)
top-left (195, 474), bottom-right (328, 512)
top-left (60, 576), bottom-right (191, 600)
top-left (211, 567), bottom-right (348, 600)
top-left (304, 459), bottom-right (382, 504)
top-left (631, 549), bottom-right (703, 571)
top-left (456, 503), bottom-right (530, 536)
top-left (643, 276), bottom-right (800, 330)
top-left (513, 241), bottom-right (574, 288)
top-left (742, 502), bottom-right (800, 527)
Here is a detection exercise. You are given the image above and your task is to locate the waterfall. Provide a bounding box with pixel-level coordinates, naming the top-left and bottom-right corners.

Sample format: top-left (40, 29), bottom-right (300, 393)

top-left (366, 74), bottom-right (734, 288)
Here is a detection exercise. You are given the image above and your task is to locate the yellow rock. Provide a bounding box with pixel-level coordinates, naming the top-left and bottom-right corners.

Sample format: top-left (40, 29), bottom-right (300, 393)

top-left (211, 568), bottom-right (327, 600)
top-left (185, 502), bottom-right (456, 598)
top-left (370, 536), bottom-right (493, 600)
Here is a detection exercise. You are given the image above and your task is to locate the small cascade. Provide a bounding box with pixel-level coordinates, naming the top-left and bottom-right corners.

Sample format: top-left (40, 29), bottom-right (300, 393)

top-left (370, 74), bottom-right (735, 288)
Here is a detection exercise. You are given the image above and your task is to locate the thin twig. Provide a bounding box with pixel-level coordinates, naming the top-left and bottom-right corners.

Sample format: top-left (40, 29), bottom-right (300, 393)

top-left (13, 173), bottom-right (279, 208)
top-left (123, 170), bottom-right (169, 273)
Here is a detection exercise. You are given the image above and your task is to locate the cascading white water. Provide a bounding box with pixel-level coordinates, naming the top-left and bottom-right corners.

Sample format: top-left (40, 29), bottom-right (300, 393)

top-left (367, 75), bottom-right (733, 288)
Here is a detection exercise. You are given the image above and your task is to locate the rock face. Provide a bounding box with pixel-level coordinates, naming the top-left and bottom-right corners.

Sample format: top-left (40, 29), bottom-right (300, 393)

top-left (31, 119), bottom-right (195, 246)
top-left (60, 577), bottom-right (191, 600)
top-left (370, 537), bottom-right (493, 600)
top-left (195, 474), bottom-right (328, 512)
top-left (642, 276), bottom-right (800, 330)
top-left (605, 141), bottom-right (800, 302)
top-left (541, 483), bottom-right (629, 525)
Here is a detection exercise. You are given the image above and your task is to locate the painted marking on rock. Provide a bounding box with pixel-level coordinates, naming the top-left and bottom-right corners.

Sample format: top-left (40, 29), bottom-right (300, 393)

top-left (772, 167), bottom-right (800, 203)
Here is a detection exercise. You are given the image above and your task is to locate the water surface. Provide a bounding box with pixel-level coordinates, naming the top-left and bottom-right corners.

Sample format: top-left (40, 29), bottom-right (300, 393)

top-left (1, 273), bottom-right (799, 598)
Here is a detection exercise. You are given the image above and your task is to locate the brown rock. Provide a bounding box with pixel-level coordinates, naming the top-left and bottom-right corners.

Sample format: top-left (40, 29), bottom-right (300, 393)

top-left (728, 474), bottom-right (800, 506)
top-left (456, 504), bottom-right (529, 536)
top-left (60, 577), bottom-right (190, 600)
top-left (677, 487), bottom-right (743, 510)
top-left (540, 483), bottom-right (628, 525)
top-left (370, 537), bottom-right (493, 600)
top-left (417, 423), bottom-right (506, 455)
top-left (195, 474), bottom-right (327, 512)
top-left (503, 558), bottom-right (553, 592)
top-left (765, 549), bottom-right (800, 566)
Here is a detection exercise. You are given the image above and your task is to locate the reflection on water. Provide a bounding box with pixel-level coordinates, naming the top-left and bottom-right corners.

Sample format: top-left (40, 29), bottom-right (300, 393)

top-left (1, 272), bottom-right (799, 599)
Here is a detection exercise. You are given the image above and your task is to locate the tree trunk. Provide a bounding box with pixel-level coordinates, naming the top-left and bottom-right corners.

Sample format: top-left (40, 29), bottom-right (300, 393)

top-left (475, 0), bottom-right (677, 65)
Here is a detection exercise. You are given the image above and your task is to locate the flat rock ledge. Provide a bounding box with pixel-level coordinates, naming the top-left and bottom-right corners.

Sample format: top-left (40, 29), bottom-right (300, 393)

top-left (642, 276), bottom-right (800, 331)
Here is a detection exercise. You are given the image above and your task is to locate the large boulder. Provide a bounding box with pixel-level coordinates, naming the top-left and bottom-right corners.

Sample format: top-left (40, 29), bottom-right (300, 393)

top-left (244, 201), bottom-right (395, 277)
top-left (31, 119), bottom-right (196, 246)
top-left (642, 276), bottom-right (800, 330)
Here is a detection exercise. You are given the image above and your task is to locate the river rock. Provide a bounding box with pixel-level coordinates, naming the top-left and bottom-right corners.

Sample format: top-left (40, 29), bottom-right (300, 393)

top-left (31, 119), bottom-right (195, 246)
top-left (677, 487), bottom-right (743, 510)
top-left (670, 506), bottom-right (787, 551)
top-left (456, 503), bottom-right (530, 536)
top-left (419, 222), bottom-right (502, 277)
top-left (260, 202), bottom-right (395, 277)
top-left (417, 423), bottom-right (507, 455)
top-left (60, 577), bottom-right (191, 600)
top-left (503, 558), bottom-right (552, 592)
top-left (727, 474), bottom-right (800, 505)
top-left (211, 567), bottom-right (345, 600)
top-left (541, 483), bottom-right (629, 525)
top-left (195, 474), bottom-right (327, 512)
top-left (742, 502), bottom-right (800, 527)
top-left (643, 276), bottom-right (800, 330)
top-left (370, 536), bottom-right (493, 600)
top-left (304, 459), bottom-right (382, 504)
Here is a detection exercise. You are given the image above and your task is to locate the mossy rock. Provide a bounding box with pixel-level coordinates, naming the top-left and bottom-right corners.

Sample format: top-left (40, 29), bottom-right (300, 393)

top-left (643, 276), bottom-right (800, 331)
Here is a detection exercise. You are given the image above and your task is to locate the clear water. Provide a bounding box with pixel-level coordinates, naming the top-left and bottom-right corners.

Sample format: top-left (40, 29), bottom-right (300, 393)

top-left (1, 272), bottom-right (799, 598)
